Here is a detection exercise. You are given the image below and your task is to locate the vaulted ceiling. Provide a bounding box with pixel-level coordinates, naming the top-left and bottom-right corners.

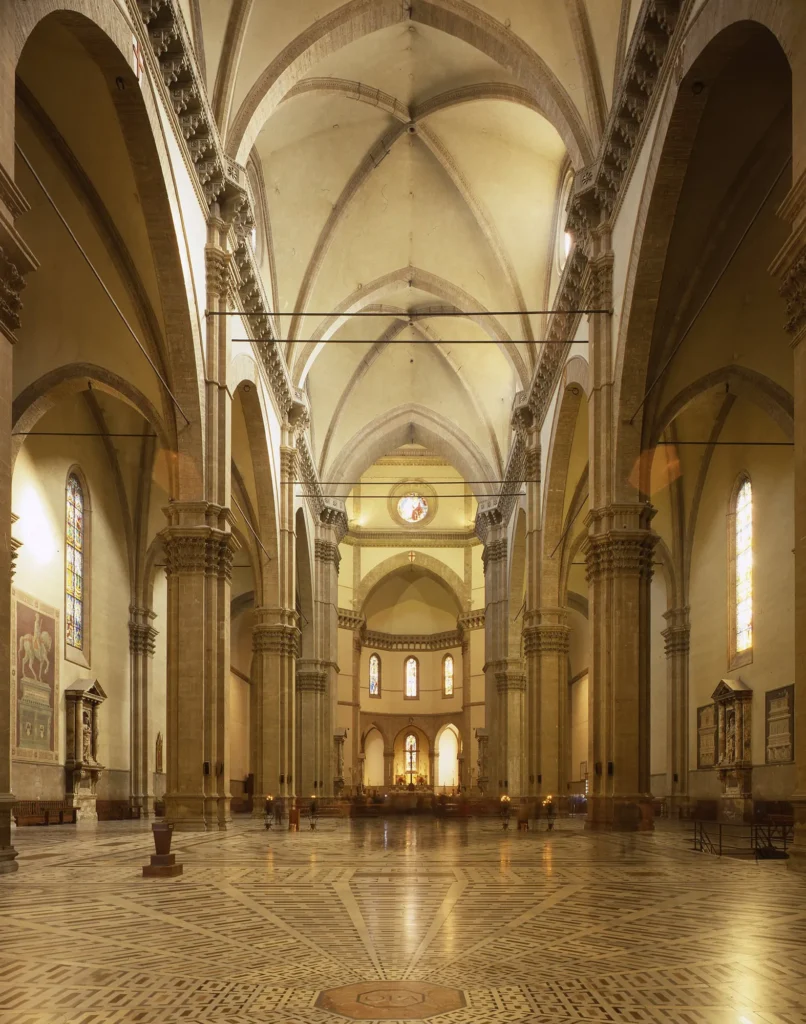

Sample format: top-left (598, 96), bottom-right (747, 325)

top-left (186, 0), bottom-right (636, 480)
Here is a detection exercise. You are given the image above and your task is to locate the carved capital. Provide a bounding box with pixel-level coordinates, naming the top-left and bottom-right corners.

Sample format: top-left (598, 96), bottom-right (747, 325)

top-left (495, 669), bottom-right (526, 693)
top-left (252, 623), bottom-right (300, 656)
top-left (779, 246), bottom-right (806, 339)
top-left (320, 499), bottom-right (349, 543)
top-left (0, 246), bottom-right (28, 339)
top-left (584, 526), bottom-right (657, 583)
top-left (280, 445), bottom-right (298, 482)
top-left (523, 624), bottom-right (570, 656)
top-left (129, 620), bottom-right (158, 655)
top-left (582, 252), bottom-right (614, 310)
top-left (482, 538), bottom-right (507, 572)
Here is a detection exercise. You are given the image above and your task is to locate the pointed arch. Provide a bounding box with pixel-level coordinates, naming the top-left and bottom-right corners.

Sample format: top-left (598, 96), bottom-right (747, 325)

top-left (324, 404), bottom-right (496, 502)
top-left (356, 551), bottom-right (468, 615)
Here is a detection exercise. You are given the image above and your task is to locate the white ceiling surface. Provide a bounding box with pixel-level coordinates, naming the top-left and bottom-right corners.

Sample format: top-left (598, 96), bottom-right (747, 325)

top-left (194, 0), bottom-right (616, 482)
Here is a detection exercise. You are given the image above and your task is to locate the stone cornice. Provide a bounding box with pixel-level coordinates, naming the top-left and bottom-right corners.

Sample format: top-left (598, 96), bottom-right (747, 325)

top-left (363, 630), bottom-right (462, 652)
top-left (342, 527), bottom-right (479, 548)
top-left (338, 609), bottom-right (365, 632)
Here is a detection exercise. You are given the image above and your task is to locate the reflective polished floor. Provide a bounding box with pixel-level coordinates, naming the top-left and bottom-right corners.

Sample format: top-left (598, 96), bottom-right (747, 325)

top-left (1, 816), bottom-right (805, 1023)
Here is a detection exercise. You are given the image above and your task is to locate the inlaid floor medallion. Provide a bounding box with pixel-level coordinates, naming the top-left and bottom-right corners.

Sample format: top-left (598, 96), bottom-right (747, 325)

top-left (316, 981), bottom-right (465, 1019)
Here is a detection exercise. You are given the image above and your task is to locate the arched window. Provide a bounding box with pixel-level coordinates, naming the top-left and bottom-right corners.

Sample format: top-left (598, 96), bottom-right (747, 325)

top-left (404, 656), bottom-right (419, 699)
top-left (65, 472), bottom-right (86, 652)
top-left (730, 475), bottom-right (753, 667)
top-left (443, 654), bottom-right (454, 697)
top-left (405, 733), bottom-right (418, 784)
top-left (369, 653), bottom-right (381, 697)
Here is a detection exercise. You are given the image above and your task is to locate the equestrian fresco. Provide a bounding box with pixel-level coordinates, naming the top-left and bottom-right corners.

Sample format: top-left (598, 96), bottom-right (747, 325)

top-left (12, 588), bottom-right (59, 763)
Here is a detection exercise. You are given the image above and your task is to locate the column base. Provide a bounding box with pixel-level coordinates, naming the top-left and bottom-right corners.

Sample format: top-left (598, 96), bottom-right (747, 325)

top-left (585, 795), bottom-right (655, 832)
top-left (165, 794), bottom-right (208, 832)
top-left (0, 846), bottom-right (19, 874)
top-left (130, 796), bottom-right (155, 819)
top-left (787, 803), bottom-right (806, 873)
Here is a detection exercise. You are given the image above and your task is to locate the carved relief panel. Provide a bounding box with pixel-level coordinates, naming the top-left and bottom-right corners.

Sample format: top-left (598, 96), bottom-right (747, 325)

top-left (765, 685), bottom-right (794, 764)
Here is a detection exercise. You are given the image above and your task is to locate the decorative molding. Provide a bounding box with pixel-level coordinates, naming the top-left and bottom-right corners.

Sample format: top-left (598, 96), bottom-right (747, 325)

top-left (0, 246), bottom-right (26, 336)
top-left (375, 448), bottom-right (449, 465)
top-left (314, 538), bottom-right (340, 566)
top-left (0, 164), bottom-right (30, 220)
top-left (10, 513), bottom-right (21, 579)
top-left (584, 532), bottom-right (657, 581)
top-left (481, 538), bottom-right (507, 571)
top-left (319, 500), bottom-right (349, 543)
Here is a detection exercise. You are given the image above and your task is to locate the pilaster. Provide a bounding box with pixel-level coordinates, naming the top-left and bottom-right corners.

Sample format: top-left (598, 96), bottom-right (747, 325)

top-left (525, 613), bottom-right (571, 800)
top-left (129, 606), bottom-right (158, 818)
top-left (481, 523), bottom-right (508, 792)
top-left (662, 606), bottom-right (690, 815)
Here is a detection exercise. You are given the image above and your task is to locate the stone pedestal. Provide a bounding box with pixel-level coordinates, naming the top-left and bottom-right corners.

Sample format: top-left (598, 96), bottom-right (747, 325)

top-left (143, 853), bottom-right (183, 878)
top-left (64, 680), bottom-right (107, 825)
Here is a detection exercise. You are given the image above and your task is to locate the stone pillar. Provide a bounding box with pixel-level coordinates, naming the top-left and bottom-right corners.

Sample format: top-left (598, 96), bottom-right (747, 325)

top-left (383, 751), bottom-right (394, 790)
top-left (352, 629), bottom-right (362, 791)
top-left (160, 502), bottom-right (238, 831)
top-left (584, 507), bottom-right (657, 830)
top-left (129, 606), bottom-right (158, 817)
top-left (0, 165), bottom-right (38, 872)
top-left (495, 662), bottom-right (526, 796)
top-left (662, 606), bottom-right (690, 816)
top-left (771, 173), bottom-right (806, 870)
top-left (526, 616), bottom-right (570, 801)
top-left (315, 502), bottom-right (347, 798)
top-left (296, 660), bottom-right (326, 798)
top-left (481, 523), bottom-right (508, 792)
top-left (430, 750), bottom-right (438, 790)
top-left (460, 631), bottom-right (471, 790)
top-left (250, 608), bottom-right (298, 809)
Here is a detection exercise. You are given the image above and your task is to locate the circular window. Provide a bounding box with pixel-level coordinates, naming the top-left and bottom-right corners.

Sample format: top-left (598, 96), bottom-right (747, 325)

top-left (388, 481), bottom-right (438, 527)
top-left (397, 494), bottom-right (429, 523)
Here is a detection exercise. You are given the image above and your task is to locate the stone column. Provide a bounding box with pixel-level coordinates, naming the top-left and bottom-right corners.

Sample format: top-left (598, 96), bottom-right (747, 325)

top-left (1, 166), bottom-right (38, 872)
top-left (430, 750), bottom-right (438, 790)
top-left (160, 503), bottom-right (238, 831)
top-left (481, 522), bottom-right (508, 792)
top-left (526, 616), bottom-right (570, 801)
top-left (771, 191), bottom-right (806, 869)
top-left (250, 608), bottom-right (298, 808)
top-left (662, 606), bottom-right (690, 815)
top-left (204, 218), bottom-right (237, 830)
top-left (520, 414), bottom-right (542, 798)
top-left (129, 606), bottom-right (158, 817)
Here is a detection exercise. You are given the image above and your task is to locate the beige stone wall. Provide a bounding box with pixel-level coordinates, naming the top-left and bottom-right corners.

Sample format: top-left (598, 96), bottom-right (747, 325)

top-left (12, 399), bottom-right (132, 795)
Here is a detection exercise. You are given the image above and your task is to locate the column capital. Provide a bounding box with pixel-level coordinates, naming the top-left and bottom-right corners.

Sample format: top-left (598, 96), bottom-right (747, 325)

top-left (204, 243), bottom-right (233, 302)
top-left (770, 169), bottom-right (806, 343)
top-left (319, 499), bottom-right (349, 542)
top-left (584, 530), bottom-right (657, 583)
top-left (315, 537), bottom-right (340, 566)
top-left (581, 249), bottom-right (614, 310)
top-left (129, 620), bottom-right (158, 655)
top-left (482, 537), bottom-right (507, 572)
top-left (662, 606), bottom-right (690, 657)
top-left (0, 218), bottom-right (38, 345)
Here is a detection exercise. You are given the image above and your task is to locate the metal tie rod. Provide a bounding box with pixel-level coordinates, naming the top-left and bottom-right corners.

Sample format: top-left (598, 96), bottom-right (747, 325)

top-left (235, 338), bottom-right (590, 344)
top-left (16, 144), bottom-right (191, 427)
top-left (209, 309), bottom-right (611, 317)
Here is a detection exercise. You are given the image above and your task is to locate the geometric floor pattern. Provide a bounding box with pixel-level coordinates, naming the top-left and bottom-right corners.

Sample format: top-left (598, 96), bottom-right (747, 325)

top-left (1, 816), bottom-right (805, 1023)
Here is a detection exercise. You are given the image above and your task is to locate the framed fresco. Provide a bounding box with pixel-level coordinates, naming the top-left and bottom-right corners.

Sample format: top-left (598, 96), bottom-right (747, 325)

top-left (11, 587), bottom-right (60, 764)
top-left (697, 703), bottom-right (717, 768)
top-left (766, 685), bottom-right (794, 764)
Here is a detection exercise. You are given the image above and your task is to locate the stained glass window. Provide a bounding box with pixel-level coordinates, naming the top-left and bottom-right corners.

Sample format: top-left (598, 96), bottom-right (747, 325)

top-left (443, 654), bottom-right (454, 697)
top-left (66, 473), bottom-right (85, 650)
top-left (405, 656), bottom-right (419, 698)
top-left (405, 733), bottom-right (418, 784)
top-left (397, 494), bottom-right (428, 524)
top-left (735, 478), bottom-right (753, 654)
top-left (369, 653), bottom-right (381, 697)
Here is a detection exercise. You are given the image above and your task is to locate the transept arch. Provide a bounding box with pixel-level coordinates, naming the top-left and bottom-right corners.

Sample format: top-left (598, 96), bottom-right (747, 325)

top-left (356, 552), bottom-right (468, 616)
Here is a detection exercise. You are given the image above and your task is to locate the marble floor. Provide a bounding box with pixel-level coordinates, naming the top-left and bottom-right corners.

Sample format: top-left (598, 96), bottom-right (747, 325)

top-left (0, 817), bottom-right (805, 1024)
